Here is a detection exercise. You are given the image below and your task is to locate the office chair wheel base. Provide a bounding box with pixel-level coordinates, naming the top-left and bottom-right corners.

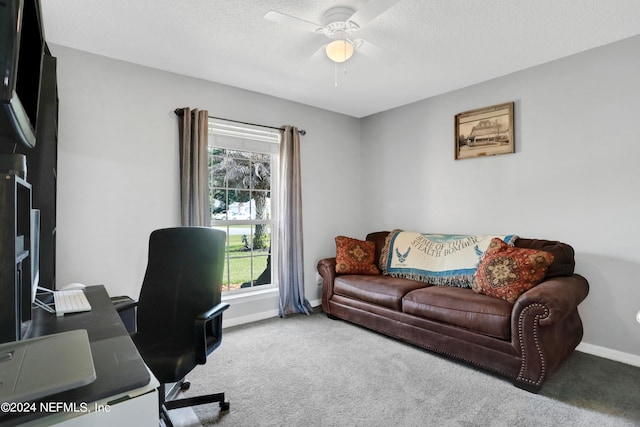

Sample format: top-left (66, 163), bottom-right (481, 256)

top-left (220, 400), bottom-right (230, 412)
top-left (180, 381), bottom-right (191, 391)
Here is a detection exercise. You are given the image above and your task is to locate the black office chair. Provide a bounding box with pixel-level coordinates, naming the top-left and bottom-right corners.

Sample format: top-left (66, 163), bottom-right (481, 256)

top-left (129, 227), bottom-right (230, 427)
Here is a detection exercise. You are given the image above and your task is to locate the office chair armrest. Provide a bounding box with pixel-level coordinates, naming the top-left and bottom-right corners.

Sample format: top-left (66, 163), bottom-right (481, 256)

top-left (114, 299), bottom-right (138, 313)
top-left (110, 295), bottom-right (138, 313)
top-left (194, 302), bottom-right (230, 364)
top-left (196, 302), bottom-right (230, 323)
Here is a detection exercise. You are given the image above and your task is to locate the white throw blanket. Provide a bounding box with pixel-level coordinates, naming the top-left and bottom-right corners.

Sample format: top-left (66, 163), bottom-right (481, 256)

top-left (381, 231), bottom-right (517, 287)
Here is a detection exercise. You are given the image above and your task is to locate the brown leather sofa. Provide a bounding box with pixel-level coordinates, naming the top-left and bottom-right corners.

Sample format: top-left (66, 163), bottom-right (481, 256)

top-left (317, 231), bottom-right (589, 392)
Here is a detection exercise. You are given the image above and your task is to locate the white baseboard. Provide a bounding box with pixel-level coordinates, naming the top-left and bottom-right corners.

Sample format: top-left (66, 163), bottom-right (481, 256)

top-left (223, 308), bottom-right (280, 328)
top-left (222, 299), bottom-right (323, 329)
top-left (576, 342), bottom-right (640, 367)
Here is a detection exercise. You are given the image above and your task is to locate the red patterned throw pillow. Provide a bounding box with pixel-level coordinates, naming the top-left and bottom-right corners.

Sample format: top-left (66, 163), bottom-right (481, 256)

top-left (472, 238), bottom-right (554, 303)
top-left (335, 236), bottom-right (380, 275)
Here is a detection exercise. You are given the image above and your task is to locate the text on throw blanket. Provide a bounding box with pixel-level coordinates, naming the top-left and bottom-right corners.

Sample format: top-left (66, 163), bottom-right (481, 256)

top-left (411, 235), bottom-right (480, 258)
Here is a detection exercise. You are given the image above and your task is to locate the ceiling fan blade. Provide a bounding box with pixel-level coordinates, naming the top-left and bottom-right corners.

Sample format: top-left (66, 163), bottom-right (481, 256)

top-left (264, 11), bottom-right (323, 34)
top-left (356, 39), bottom-right (399, 64)
top-left (347, 0), bottom-right (401, 28)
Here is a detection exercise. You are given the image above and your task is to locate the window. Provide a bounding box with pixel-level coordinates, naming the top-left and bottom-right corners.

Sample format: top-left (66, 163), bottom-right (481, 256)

top-left (208, 120), bottom-right (280, 294)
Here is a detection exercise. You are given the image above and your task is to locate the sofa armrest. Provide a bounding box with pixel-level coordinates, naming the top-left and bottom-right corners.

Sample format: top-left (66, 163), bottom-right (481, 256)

top-left (513, 274), bottom-right (589, 327)
top-left (317, 257), bottom-right (337, 313)
top-left (510, 274), bottom-right (589, 391)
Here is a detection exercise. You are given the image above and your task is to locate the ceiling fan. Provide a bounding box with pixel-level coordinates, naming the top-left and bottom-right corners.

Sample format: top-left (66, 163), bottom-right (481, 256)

top-left (264, 0), bottom-right (401, 65)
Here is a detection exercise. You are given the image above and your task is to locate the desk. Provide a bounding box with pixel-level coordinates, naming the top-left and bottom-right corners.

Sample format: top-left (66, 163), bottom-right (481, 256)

top-left (1, 286), bottom-right (159, 426)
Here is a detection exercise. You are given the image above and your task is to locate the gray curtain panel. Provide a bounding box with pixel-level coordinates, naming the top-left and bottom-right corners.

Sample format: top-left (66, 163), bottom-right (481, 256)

top-left (277, 126), bottom-right (312, 317)
top-left (177, 108), bottom-right (211, 227)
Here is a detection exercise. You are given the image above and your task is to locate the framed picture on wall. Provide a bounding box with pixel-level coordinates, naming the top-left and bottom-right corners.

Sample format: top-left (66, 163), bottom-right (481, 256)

top-left (455, 102), bottom-right (514, 160)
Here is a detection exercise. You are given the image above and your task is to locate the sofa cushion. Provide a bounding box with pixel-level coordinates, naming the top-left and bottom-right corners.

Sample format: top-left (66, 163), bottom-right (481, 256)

top-left (334, 275), bottom-right (429, 311)
top-left (403, 286), bottom-right (513, 339)
top-left (335, 236), bottom-right (380, 275)
top-left (472, 238), bottom-right (554, 303)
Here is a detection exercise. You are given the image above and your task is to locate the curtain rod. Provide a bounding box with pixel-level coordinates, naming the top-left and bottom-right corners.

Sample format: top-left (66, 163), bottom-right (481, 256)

top-left (174, 109), bottom-right (306, 135)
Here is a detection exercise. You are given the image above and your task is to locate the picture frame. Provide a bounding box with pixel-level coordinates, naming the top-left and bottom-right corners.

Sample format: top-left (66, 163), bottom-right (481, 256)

top-left (455, 102), bottom-right (514, 160)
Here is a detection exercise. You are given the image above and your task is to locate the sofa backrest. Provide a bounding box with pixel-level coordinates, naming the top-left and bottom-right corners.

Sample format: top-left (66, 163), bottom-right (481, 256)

top-left (366, 231), bottom-right (576, 278)
top-left (367, 231), bottom-right (392, 266)
top-left (514, 238), bottom-right (575, 277)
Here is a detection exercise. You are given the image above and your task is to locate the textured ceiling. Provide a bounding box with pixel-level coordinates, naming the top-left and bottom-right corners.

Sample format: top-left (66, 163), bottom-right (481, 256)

top-left (40, 0), bottom-right (640, 118)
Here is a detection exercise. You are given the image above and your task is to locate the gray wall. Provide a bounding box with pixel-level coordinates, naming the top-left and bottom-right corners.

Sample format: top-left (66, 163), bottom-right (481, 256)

top-left (360, 35), bottom-right (640, 360)
top-left (51, 45), bottom-right (364, 325)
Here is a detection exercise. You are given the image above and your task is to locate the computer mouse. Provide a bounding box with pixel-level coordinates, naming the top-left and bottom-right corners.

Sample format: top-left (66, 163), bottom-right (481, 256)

top-left (61, 283), bottom-right (86, 290)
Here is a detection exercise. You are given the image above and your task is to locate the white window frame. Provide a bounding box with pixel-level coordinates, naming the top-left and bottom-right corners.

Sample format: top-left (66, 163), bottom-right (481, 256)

top-left (208, 120), bottom-right (280, 295)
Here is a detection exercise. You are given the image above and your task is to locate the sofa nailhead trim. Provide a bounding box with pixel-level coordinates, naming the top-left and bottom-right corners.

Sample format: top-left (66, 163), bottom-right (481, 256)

top-left (516, 303), bottom-right (548, 385)
top-left (414, 341), bottom-right (514, 379)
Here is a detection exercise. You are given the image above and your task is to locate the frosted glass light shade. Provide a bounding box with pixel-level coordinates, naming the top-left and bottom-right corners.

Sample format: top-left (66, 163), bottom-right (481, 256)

top-left (326, 40), bottom-right (354, 63)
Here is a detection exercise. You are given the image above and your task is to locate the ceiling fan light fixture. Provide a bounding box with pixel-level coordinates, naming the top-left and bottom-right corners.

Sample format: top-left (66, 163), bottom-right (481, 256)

top-left (326, 40), bottom-right (354, 63)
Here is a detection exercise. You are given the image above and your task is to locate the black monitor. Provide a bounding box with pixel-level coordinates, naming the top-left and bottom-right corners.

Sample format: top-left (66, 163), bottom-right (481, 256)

top-left (0, 0), bottom-right (45, 151)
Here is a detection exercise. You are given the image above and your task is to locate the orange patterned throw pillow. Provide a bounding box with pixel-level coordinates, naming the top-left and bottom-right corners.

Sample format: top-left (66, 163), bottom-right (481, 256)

top-left (335, 236), bottom-right (381, 275)
top-left (472, 238), bottom-right (554, 303)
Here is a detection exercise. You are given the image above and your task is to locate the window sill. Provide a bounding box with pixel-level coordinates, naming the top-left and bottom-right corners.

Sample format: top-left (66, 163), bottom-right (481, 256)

top-left (222, 286), bottom-right (278, 302)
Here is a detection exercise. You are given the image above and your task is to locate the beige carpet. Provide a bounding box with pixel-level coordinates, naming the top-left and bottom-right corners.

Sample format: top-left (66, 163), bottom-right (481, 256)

top-left (180, 310), bottom-right (640, 426)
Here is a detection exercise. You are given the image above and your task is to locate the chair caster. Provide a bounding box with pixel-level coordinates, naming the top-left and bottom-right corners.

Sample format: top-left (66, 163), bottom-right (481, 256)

top-left (180, 381), bottom-right (191, 391)
top-left (220, 400), bottom-right (230, 412)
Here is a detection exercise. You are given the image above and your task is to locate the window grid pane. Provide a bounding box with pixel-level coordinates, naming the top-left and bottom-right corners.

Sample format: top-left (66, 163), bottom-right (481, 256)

top-left (209, 141), bottom-right (274, 293)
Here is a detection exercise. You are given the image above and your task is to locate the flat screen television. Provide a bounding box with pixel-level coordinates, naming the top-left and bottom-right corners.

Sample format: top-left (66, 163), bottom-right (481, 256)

top-left (0, 0), bottom-right (45, 151)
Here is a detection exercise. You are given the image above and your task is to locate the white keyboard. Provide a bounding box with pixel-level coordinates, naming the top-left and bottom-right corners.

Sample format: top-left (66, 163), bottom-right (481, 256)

top-left (53, 290), bottom-right (92, 316)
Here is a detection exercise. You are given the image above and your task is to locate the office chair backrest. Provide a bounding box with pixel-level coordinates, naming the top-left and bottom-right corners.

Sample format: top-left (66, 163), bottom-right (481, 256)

top-left (136, 227), bottom-right (226, 337)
